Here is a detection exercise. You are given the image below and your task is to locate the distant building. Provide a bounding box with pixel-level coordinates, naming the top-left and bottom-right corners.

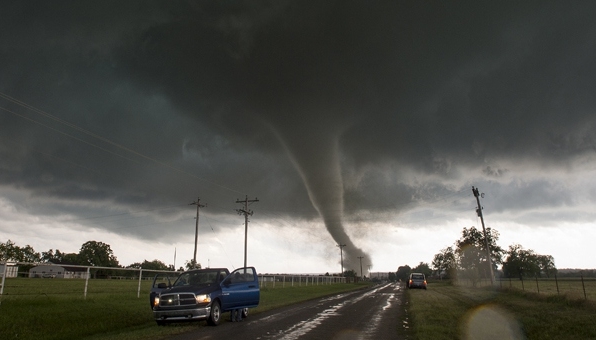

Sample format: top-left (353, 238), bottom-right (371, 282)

top-left (0, 263), bottom-right (19, 278)
top-left (29, 263), bottom-right (89, 279)
top-left (370, 272), bottom-right (389, 280)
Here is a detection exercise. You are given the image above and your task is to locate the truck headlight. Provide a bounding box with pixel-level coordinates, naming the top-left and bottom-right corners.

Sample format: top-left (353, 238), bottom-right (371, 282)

top-left (195, 294), bottom-right (211, 304)
top-left (154, 296), bottom-right (160, 306)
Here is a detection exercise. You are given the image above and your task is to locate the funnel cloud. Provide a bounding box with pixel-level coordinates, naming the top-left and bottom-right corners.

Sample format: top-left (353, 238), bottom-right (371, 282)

top-left (269, 118), bottom-right (370, 273)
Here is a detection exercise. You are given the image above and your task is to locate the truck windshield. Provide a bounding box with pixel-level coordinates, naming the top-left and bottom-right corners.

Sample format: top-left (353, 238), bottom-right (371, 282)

top-left (173, 270), bottom-right (221, 286)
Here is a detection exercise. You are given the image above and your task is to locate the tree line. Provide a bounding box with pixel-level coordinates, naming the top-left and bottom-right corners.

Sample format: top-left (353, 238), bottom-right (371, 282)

top-left (0, 239), bottom-right (200, 276)
top-left (393, 226), bottom-right (560, 286)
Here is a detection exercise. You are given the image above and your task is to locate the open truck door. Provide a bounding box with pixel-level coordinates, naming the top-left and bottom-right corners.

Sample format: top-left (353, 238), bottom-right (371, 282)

top-left (220, 267), bottom-right (260, 312)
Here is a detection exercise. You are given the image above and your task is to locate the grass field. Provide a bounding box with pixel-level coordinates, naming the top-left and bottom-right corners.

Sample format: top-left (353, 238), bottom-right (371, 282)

top-left (496, 277), bottom-right (596, 300)
top-left (407, 280), bottom-right (596, 340)
top-left (0, 277), bottom-right (370, 340)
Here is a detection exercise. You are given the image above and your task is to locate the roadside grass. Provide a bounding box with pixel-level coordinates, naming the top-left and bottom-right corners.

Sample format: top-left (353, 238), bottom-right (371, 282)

top-left (496, 277), bottom-right (596, 300)
top-left (407, 280), bottom-right (596, 340)
top-left (0, 278), bottom-right (370, 340)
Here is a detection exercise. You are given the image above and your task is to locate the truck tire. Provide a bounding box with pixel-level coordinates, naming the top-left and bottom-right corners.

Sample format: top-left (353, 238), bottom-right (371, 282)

top-left (207, 301), bottom-right (221, 326)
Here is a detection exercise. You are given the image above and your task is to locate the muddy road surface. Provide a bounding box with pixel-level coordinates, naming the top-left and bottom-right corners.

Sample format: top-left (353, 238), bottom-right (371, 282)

top-left (170, 282), bottom-right (406, 340)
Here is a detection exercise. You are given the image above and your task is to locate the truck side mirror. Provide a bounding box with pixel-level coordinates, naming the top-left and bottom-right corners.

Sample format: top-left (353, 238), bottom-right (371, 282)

top-left (157, 282), bottom-right (168, 289)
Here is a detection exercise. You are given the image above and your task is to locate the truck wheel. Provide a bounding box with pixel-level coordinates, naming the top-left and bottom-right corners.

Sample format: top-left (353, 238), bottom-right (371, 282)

top-left (207, 301), bottom-right (221, 326)
top-left (241, 308), bottom-right (249, 319)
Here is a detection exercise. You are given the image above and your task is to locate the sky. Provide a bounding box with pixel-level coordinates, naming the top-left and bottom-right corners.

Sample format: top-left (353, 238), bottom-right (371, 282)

top-left (1, 1), bottom-right (596, 275)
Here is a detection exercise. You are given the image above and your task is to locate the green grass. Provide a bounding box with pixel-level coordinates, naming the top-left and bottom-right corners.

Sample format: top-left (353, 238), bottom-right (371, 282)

top-left (0, 278), bottom-right (370, 340)
top-left (496, 277), bottom-right (596, 300)
top-left (407, 280), bottom-right (596, 340)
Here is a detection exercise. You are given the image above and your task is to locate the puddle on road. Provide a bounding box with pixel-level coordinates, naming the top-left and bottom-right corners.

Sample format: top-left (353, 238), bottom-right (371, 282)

top-left (263, 283), bottom-right (401, 340)
top-left (363, 283), bottom-right (402, 338)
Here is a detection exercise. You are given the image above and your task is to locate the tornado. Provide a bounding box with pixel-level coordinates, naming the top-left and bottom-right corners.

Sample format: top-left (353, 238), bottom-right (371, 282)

top-left (268, 117), bottom-right (371, 276)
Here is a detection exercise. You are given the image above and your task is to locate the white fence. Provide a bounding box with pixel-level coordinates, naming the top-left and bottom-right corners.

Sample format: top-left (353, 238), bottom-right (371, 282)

top-left (0, 261), bottom-right (178, 299)
top-left (0, 262), bottom-right (347, 299)
top-left (258, 274), bottom-right (346, 288)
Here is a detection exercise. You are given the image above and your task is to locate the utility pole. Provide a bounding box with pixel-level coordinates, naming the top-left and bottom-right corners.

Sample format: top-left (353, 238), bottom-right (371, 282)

top-left (190, 197), bottom-right (206, 268)
top-left (358, 256), bottom-right (364, 280)
top-left (236, 195), bottom-right (259, 269)
top-left (472, 186), bottom-right (495, 285)
top-left (337, 244), bottom-right (346, 276)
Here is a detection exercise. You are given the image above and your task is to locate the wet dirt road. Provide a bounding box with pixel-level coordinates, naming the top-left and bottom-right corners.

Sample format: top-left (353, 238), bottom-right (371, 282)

top-left (171, 283), bottom-right (405, 340)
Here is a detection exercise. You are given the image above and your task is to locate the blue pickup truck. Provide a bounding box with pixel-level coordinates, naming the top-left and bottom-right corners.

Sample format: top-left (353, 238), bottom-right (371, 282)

top-left (150, 267), bottom-right (260, 326)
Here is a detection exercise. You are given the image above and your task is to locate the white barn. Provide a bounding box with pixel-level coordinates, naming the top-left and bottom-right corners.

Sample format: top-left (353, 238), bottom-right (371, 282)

top-left (29, 264), bottom-right (89, 279)
top-left (0, 263), bottom-right (19, 278)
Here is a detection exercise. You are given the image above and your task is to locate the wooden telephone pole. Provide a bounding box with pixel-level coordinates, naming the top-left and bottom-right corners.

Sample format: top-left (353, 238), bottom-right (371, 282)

top-left (236, 195), bottom-right (259, 268)
top-left (337, 244), bottom-right (346, 276)
top-left (472, 186), bottom-right (495, 285)
top-left (190, 197), bottom-right (206, 268)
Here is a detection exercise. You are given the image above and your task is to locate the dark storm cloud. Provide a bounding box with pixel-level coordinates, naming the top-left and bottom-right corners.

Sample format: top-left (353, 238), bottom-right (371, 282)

top-left (2, 1), bottom-right (596, 269)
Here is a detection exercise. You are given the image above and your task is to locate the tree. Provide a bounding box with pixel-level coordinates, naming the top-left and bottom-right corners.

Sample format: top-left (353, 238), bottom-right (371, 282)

top-left (41, 249), bottom-right (70, 263)
top-left (343, 269), bottom-right (358, 278)
top-left (537, 255), bottom-right (557, 278)
top-left (0, 240), bottom-right (20, 261)
top-left (412, 262), bottom-right (433, 278)
top-left (456, 226), bottom-right (503, 286)
top-left (18, 245), bottom-right (41, 263)
top-left (388, 272), bottom-right (397, 282)
top-left (61, 252), bottom-right (81, 264)
top-left (432, 246), bottom-right (457, 279)
top-left (140, 259), bottom-right (169, 271)
top-left (0, 240), bottom-right (41, 263)
top-left (125, 260), bottom-right (170, 278)
top-left (78, 241), bottom-right (119, 267)
top-left (78, 241), bottom-right (119, 278)
top-left (396, 265), bottom-right (411, 282)
top-left (502, 244), bottom-right (555, 279)
top-left (184, 259), bottom-right (201, 270)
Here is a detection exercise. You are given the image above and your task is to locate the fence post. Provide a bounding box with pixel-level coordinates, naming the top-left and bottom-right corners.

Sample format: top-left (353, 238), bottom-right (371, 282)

top-left (535, 276), bottom-right (539, 294)
top-left (0, 261), bottom-right (8, 304)
top-left (137, 269), bottom-right (143, 298)
top-left (555, 274), bottom-right (559, 295)
top-left (84, 267), bottom-right (91, 299)
top-left (581, 273), bottom-right (587, 300)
